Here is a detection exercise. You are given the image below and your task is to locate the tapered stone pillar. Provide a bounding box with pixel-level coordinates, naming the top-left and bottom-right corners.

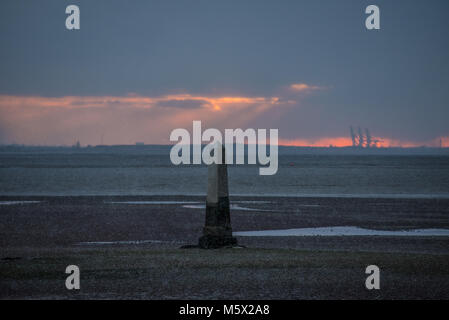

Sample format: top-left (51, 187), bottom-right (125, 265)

top-left (198, 145), bottom-right (237, 248)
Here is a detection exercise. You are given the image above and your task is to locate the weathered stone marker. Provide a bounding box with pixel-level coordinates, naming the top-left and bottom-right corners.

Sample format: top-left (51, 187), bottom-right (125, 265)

top-left (198, 144), bottom-right (237, 248)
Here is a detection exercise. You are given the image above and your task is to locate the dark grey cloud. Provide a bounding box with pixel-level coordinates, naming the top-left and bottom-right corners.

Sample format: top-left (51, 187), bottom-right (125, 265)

top-left (156, 99), bottom-right (209, 109)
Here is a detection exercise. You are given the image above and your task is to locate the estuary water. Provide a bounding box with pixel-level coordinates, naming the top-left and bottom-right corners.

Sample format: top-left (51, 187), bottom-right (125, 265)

top-left (1, 147), bottom-right (448, 198)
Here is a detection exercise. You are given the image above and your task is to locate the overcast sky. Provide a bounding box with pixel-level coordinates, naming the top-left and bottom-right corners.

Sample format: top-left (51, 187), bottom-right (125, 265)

top-left (0, 0), bottom-right (448, 146)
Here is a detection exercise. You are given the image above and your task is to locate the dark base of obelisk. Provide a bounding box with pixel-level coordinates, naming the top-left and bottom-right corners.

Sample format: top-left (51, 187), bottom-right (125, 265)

top-left (198, 235), bottom-right (238, 249)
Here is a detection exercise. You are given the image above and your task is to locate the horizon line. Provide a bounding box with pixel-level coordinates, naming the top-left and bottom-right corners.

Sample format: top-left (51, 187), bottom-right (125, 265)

top-left (1, 143), bottom-right (448, 150)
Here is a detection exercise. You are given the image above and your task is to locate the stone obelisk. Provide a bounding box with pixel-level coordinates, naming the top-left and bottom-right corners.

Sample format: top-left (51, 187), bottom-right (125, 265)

top-left (198, 144), bottom-right (237, 248)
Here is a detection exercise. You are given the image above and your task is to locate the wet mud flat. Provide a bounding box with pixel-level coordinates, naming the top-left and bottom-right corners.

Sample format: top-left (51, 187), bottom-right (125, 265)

top-left (1, 195), bottom-right (449, 299)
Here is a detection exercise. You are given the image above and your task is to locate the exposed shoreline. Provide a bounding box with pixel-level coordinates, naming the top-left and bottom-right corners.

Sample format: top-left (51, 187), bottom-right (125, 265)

top-left (1, 195), bottom-right (449, 299)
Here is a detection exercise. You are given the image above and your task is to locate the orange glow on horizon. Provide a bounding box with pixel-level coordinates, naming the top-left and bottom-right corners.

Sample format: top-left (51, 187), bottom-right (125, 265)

top-left (0, 93), bottom-right (447, 148)
top-left (279, 136), bottom-right (449, 148)
top-left (0, 93), bottom-right (289, 145)
top-left (279, 137), bottom-right (354, 147)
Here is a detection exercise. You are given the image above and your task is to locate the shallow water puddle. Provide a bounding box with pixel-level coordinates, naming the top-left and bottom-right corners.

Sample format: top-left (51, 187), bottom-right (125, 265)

top-left (0, 201), bottom-right (41, 205)
top-left (233, 226), bottom-right (449, 237)
top-left (183, 204), bottom-right (271, 212)
top-left (77, 239), bottom-right (185, 245)
top-left (106, 201), bottom-right (201, 205)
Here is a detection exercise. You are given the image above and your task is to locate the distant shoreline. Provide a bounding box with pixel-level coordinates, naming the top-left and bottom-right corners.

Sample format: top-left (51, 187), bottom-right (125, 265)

top-left (1, 144), bottom-right (449, 156)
